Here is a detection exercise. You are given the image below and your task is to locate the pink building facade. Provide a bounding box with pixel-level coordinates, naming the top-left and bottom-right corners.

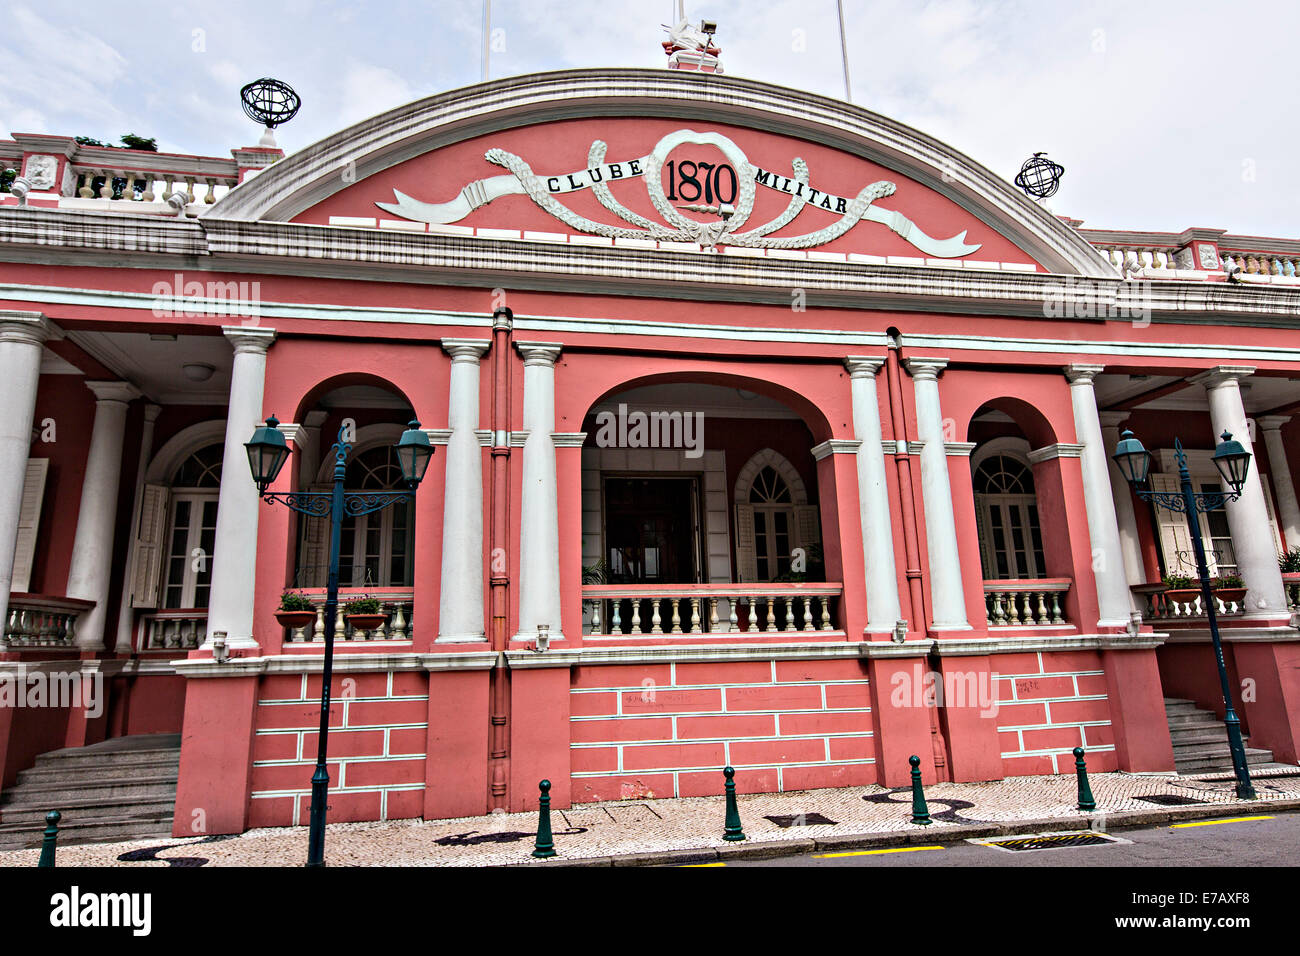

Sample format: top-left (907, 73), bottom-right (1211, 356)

top-left (1, 69), bottom-right (1299, 839)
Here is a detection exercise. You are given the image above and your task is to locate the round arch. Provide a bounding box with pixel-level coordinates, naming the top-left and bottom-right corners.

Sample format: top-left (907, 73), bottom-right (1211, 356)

top-left (734, 448), bottom-right (809, 505)
top-left (292, 372), bottom-right (415, 426)
top-left (966, 397), bottom-right (1058, 450)
top-left (308, 422), bottom-right (405, 484)
top-left (146, 420), bottom-right (228, 484)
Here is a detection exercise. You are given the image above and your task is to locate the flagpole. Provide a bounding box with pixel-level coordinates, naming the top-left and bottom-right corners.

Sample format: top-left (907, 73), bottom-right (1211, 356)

top-left (482, 0), bottom-right (491, 81)
top-left (836, 0), bottom-right (853, 102)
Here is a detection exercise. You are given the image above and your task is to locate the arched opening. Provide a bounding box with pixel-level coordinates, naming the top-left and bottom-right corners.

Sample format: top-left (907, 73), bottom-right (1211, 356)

top-left (967, 400), bottom-right (1075, 627)
top-left (577, 379), bottom-right (841, 635)
top-left (159, 442), bottom-right (222, 610)
top-left (291, 381), bottom-right (416, 590)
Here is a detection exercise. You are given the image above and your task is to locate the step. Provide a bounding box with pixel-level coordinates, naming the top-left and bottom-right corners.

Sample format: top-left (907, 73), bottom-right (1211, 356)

top-left (1175, 748), bottom-right (1275, 774)
top-left (0, 795), bottom-right (176, 829)
top-left (1163, 699), bottom-right (1202, 714)
top-left (34, 748), bottom-right (180, 771)
top-left (2, 777), bottom-right (177, 807)
top-left (16, 758), bottom-right (179, 786)
top-left (0, 814), bottom-right (175, 851)
top-left (1166, 714), bottom-right (1225, 729)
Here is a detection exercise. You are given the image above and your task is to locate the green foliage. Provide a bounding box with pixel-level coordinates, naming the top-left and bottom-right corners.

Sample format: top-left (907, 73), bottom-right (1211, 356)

top-left (1162, 574), bottom-right (1196, 590)
top-left (1280, 546), bottom-right (1300, 573)
top-left (582, 559), bottom-right (607, 585)
top-left (343, 596), bottom-right (383, 615)
top-left (0, 168), bottom-right (14, 193)
top-left (75, 135), bottom-right (108, 147)
top-left (1210, 574), bottom-right (1244, 590)
top-left (119, 133), bottom-right (158, 151)
top-left (278, 590), bottom-right (314, 612)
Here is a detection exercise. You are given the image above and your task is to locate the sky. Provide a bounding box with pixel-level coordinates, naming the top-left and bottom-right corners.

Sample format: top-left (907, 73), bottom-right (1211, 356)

top-left (1, 0), bottom-right (1296, 238)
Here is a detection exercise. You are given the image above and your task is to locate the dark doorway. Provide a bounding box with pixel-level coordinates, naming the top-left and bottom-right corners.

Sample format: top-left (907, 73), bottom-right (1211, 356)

top-left (603, 477), bottom-right (702, 584)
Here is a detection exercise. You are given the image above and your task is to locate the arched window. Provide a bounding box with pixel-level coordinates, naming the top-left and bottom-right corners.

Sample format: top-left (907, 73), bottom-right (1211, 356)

top-left (297, 444), bottom-right (414, 588)
top-left (161, 443), bottom-right (222, 609)
top-left (973, 448), bottom-right (1045, 579)
top-left (733, 450), bottom-right (821, 583)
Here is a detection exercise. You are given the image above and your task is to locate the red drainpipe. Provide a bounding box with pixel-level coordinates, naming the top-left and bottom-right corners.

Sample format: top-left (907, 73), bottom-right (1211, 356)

top-left (884, 336), bottom-right (949, 780)
top-left (487, 306), bottom-right (513, 810)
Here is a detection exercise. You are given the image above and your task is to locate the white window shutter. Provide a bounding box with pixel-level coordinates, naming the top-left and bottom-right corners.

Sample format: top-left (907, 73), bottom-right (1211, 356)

top-left (1149, 473), bottom-right (1193, 578)
top-left (733, 503), bottom-right (757, 583)
top-left (1259, 473), bottom-right (1284, 555)
top-left (298, 487), bottom-right (330, 588)
top-left (11, 458), bottom-right (48, 593)
top-left (130, 484), bottom-right (170, 608)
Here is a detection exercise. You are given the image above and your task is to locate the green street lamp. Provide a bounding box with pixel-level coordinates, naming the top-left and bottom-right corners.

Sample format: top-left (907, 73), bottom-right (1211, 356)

top-left (1112, 429), bottom-right (1256, 799)
top-left (246, 416), bottom-right (434, 865)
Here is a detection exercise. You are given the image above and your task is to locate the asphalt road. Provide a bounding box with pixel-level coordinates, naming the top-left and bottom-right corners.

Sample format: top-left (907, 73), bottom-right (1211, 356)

top-left (715, 810), bottom-right (1300, 867)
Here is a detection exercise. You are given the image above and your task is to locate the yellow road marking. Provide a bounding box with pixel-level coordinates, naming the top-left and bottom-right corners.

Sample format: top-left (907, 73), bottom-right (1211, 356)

top-left (814, 845), bottom-right (945, 858)
top-left (1171, 815), bottom-right (1273, 828)
top-left (680, 862), bottom-right (726, 867)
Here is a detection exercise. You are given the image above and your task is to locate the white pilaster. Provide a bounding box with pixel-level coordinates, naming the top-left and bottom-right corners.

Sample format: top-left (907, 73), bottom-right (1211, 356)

top-left (902, 357), bottom-right (969, 630)
top-left (66, 381), bottom-right (141, 648)
top-left (1257, 416), bottom-right (1300, 549)
top-left (1099, 411), bottom-right (1148, 597)
top-left (438, 339), bottom-right (490, 643)
top-left (514, 342), bottom-right (564, 641)
top-left (1190, 366), bottom-right (1288, 615)
top-left (0, 312), bottom-right (58, 635)
top-left (1065, 365), bottom-right (1134, 628)
top-left (115, 403), bottom-right (161, 652)
top-left (845, 357), bottom-right (902, 632)
top-left (205, 327), bottom-right (276, 649)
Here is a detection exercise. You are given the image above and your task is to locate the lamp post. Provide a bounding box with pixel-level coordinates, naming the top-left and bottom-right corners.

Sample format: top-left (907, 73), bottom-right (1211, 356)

top-left (1112, 428), bottom-right (1257, 799)
top-left (245, 415), bottom-right (434, 865)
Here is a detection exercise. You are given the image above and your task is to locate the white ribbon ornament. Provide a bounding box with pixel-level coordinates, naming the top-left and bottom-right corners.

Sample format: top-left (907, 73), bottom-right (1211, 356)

top-left (376, 129), bottom-right (980, 257)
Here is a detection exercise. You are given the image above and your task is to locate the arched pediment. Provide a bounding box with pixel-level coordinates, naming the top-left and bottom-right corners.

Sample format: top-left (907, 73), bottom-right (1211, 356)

top-left (207, 69), bottom-right (1112, 276)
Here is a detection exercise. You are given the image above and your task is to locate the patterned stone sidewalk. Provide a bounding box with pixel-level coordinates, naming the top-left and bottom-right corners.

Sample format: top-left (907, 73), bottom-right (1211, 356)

top-left (2, 766), bottom-right (1298, 867)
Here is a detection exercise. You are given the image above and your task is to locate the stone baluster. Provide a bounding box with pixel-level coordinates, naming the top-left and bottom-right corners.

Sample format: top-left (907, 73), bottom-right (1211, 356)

top-left (630, 599), bottom-right (641, 635)
top-left (670, 598), bottom-right (682, 634)
top-left (650, 599), bottom-right (662, 634)
top-left (689, 597), bottom-right (701, 634)
top-left (611, 600), bottom-right (622, 635)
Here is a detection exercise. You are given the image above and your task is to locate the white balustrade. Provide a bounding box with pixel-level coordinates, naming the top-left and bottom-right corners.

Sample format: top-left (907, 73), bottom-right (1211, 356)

top-left (283, 588), bottom-right (415, 643)
top-left (3, 596), bottom-right (93, 648)
top-left (983, 579), bottom-right (1071, 627)
top-left (582, 583), bottom-right (842, 636)
top-left (138, 611), bottom-right (208, 650)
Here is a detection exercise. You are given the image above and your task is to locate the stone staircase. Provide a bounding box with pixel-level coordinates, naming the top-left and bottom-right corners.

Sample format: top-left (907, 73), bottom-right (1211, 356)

top-left (1164, 698), bottom-right (1275, 775)
top-left (0, 733), bottom-right (180, 850)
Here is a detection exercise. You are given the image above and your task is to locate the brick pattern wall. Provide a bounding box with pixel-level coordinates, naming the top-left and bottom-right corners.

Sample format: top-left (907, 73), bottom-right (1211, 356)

top-left (249, 671), bottom-right (427, 827)
top-left (994, 650), bottom-right (1116, 775)
top-left (570, 659), bottom-right (875, 802)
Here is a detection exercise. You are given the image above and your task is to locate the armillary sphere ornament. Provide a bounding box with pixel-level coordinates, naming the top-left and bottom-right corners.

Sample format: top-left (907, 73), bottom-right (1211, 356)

top-left (240, 77), bottom-right (301, 147)
top-left (1014, 151), bottom-right (1065, 199)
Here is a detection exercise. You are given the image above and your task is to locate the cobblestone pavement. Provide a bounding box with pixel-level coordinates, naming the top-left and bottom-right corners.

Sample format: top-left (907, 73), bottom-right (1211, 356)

top-left (2, 767), bottom-right (1298, 867)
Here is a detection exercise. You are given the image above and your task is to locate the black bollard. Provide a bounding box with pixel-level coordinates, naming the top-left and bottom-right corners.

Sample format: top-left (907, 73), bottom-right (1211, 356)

top-left (909, 755), bottom-right (932, 825)
top-left (1073, 747), bottom-right (1097, 811)
top-left (532, 779), bottom-right (556, 858)
top-left (37, 810), bottom-right (61, 868)
top-left (722, 766), bottom-right (746, 841)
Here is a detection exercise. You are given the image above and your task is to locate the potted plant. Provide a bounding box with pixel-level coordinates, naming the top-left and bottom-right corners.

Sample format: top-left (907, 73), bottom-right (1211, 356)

top-left (1209, 573), bottom-right (1247, 608)
top-left (275, 591), bottom-right (317, 629)
top-left (342, 595), bottom-right (387, 632)
top-left (1161, 573), bottom-right (1200, 614)
top-left (1279, 546), bottom-right (1300, 573)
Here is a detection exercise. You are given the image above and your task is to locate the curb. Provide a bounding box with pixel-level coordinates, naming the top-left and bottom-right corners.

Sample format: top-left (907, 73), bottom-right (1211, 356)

top-left (521, 798), bottom-right (1300, 867)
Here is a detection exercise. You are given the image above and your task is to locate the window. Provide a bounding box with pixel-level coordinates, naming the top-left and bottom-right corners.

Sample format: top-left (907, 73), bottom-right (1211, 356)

top-left (297, 445), bottom-right (414, 588)
top-left (161, 444), bottom-right (221, 609)
top-left (732, 451), bottom-right (821, 584)
top-left (750, 466), bottom-right (794, 580)
top-left (974, 452), bottom-right (1046, 579)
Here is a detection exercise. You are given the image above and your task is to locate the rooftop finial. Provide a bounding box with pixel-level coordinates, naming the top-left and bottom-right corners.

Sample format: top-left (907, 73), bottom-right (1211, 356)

top-left (662, 13), bottom-right (721, 74)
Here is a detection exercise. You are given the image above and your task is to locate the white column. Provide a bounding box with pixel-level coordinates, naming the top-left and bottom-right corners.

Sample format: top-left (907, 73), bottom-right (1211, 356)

top-left (845, 357), bottom-right (902, 632)
top-left (205, 327), bottom-right (276, 649)
top-left (0, 312), bottom-right (58, 635)
top-left (65, 381), bottom-right (141, 648)
top-left (1065, 365), bottom-right (1135, 628)
top-left (438, 339), bottom-right (490, 643)
top-left (1257, 416), bottom-right (1300, 548)
top-left (514, 342), bottom-right (564, 641)
top-left (1099, 411), bottom-right (1148, 595)
top-left (114, 403), bottom-right (161, 652)
top-left (1191, 366), bottom-right (1288, 615)
top-left (902, 357), bottom-right (968, 630)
